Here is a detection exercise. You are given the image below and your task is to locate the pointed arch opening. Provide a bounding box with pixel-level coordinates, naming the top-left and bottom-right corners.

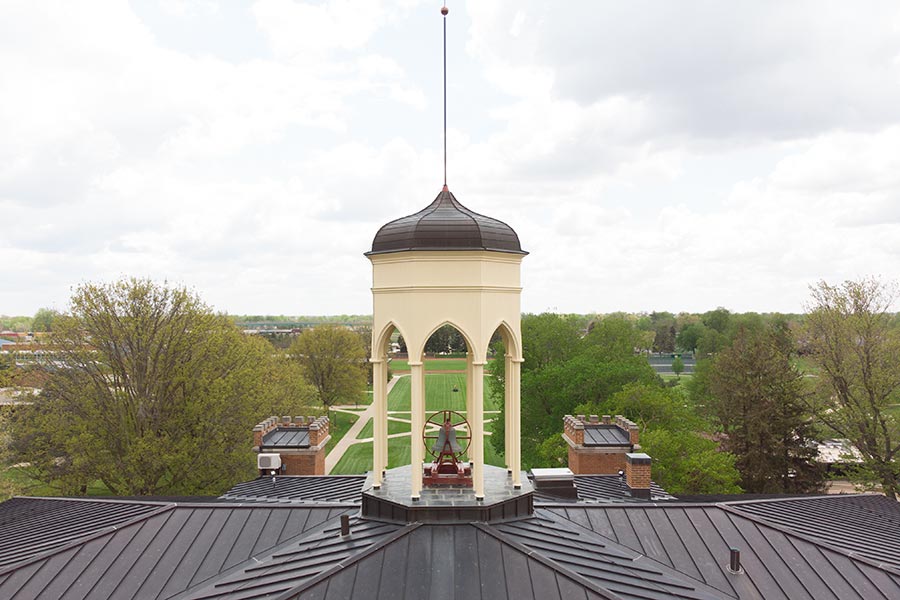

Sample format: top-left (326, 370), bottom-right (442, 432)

top-left (484, 320), bottom-right (523, 477)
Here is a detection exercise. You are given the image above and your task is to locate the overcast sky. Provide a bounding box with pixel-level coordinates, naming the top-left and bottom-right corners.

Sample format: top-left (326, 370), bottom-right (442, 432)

top-left (3, 1), bottom-right (900, 317)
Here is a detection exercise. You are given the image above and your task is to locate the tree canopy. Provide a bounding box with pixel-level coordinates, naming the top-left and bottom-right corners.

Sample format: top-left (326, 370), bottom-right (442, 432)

top-left (804, 278), bottom-right (900, 498)
top-left (490, 314), bottom-right (657, 469)
top-left (289, 324), bottom-right (367, 409)
top-left (6, 279), bottom-right (314, 496)
top-left (705, 323), bottom-right (823, 493)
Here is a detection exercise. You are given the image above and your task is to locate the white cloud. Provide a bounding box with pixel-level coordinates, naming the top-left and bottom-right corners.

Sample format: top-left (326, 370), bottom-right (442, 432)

top-left (2, 1), bottom-right (900, 316)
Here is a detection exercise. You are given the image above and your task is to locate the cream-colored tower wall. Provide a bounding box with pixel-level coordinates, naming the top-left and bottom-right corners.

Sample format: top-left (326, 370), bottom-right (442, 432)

top-left (368, 249), bottom-right (524, 498)
top-left (370, 251), bottom-right (523, 363)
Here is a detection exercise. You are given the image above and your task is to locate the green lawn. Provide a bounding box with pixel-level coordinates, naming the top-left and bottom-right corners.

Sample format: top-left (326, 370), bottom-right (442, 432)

top-left (0, 466), bottom-right (112, 500)
top-left (325, 410), bottom-right (359, 456)
top-left (389, 358), bottom-right (468, 372)
top-left (330, 432), bottom-right (506, 475)
top-left (387, 374), bottom-right (499, 411)
top-left (358, 417), bottom-right (411, 439)
top-left (331, 437), bottom-right (416, 474)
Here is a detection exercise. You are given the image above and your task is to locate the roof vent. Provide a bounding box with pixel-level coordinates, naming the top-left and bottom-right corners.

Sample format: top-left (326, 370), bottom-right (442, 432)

top-left (530, 468), bottom-right (578, 499)
top-left (727, 547), bottom-right (743, 574)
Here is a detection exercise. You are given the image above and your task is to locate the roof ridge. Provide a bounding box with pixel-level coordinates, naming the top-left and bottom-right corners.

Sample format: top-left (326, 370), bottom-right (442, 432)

top-left (168, 506), bottom-right (359, 600)
top-left (717, 503), bottom-right (900, 575)
top-left (270, 522), bottom-right (422, 600)
top-left (533, 507), bottom-right (736, 598)
top-left (472, 522), bottom-right (626, 600)
top-left (11, 495), bottom-right (174, 507)
top-left (0, 501), bottom-right (177, 578)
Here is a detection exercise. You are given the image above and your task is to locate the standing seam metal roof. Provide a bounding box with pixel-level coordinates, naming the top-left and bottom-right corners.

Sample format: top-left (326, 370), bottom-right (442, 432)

top-left (367, 188), bottom-right (526, 255)
top-left (221, 476), bottom-right (367, 504)
top-left (548, 498), bottom-right (900, 600)
top-left (0, 501), bottom-right (354, 600)
top-left (3, 492), bottom-right (900, 599)
top-left (583, 426), bottom-right (632, 447)
top-left (262, 428), bottom-right (310, 449)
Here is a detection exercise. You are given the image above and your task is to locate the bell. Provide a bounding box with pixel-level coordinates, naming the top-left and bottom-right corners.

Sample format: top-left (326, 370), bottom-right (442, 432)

top-left (432, 418), bottom-right (462, 454)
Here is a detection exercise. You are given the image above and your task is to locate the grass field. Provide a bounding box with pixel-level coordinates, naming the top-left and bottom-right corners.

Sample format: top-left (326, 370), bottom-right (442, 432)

top-left (357, 417), bottom-right (411, 439)
top-left (324, 410), bottom-right (359, 456)
top-left (387, 373), bottom-right (499, 411)
top-left (389, 358), bottom-right (468, 372)
top-left (331, 437), bottom-right (416, 474)
top-left (329, 373), bottom-right (507, 475)
top-left (330, 426), bottom-right (506, 475)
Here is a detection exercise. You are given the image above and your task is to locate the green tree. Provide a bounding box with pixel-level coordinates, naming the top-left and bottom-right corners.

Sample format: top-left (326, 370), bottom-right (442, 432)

top-left (6, 279), bottom-right (311, 496)
top-left (289, 324), bottom-right (367, 410)
top-left (601, 383), bottom-right (702, 432)
top-left (0, 352), bottom-right (15, 388)
top-left (490, 314), bottom-right (656, 468)
top-left (707, 324), bottom-right (823, 493)
top-left (31, 308), bottom-right (59, 332)
top-left (672, 356), bottom-right (684, 378)
top-left (650, 311), bottom-right (677, 353)
top-left (639, 429), bottom-right (742, 495)
top-left (804, 278), bottom-right (900, 498)
top-left (575, 383), bottom-right (741, 494)
top-left (676, 322), bottom-right (706, 353)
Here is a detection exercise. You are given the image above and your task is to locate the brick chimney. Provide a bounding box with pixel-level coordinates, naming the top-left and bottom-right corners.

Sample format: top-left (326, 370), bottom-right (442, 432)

top-left (625, 452), bottom-right (652, 499)
top-left (562, 414), bottom-right (639, 475)
top-left (253, 414), bottom-right (330, 476)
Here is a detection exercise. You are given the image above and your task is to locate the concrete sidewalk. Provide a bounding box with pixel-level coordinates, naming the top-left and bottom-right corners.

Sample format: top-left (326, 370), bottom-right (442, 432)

top-left (324, 375), bottom-right (403, 474)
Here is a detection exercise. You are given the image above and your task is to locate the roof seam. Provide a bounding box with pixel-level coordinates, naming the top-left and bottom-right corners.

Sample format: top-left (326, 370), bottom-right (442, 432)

top-left (472, 523), bottom-right (625, 600)
top-left (717, 503), bottom-right (900, 574)
top-left (271, 522), bottom-right (421, 600)
top-left (0, 501), bottom-right (177, 578)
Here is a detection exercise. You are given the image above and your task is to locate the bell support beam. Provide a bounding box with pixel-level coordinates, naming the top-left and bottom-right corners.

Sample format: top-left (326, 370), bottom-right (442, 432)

top-left (470, 360), bottom-right (486, 499)
top-left (410, 361), bottom-right (426, 499)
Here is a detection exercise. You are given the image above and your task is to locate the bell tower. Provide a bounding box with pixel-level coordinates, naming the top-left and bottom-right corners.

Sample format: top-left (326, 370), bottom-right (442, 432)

top-left (365, 5), bottom-right (526, 502)
top-left (366, 187), bottom-right (526, 500)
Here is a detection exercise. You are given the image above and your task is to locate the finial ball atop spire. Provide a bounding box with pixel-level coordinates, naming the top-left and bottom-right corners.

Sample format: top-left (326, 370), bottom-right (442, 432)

top-left (441, 6), bottom-right (448, 16)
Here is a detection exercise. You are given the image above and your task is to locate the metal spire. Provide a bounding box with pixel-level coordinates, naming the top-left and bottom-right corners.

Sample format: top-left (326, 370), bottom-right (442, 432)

top-left (442, 4), bottom-right (448, 189)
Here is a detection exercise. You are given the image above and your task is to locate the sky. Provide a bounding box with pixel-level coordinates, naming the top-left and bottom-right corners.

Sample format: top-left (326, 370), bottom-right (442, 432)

top-left (2, 1), bottom-right (900, 317)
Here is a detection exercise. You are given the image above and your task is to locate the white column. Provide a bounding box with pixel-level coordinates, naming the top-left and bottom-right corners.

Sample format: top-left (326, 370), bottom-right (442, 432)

top-left (465, 352), bottom-right (473, 420)
top-left (410, 361), bottom-right (425, 499)
top-left (510, 358), bottom-right (523, 488)
top-left (378, 360), bottom-right (388, 476)
top-left (371, 358), bottom-right (385, 488)
top-left (471, 361), bottom-right (485, 499)
top-left (504, 353), bottom-right (512, 472)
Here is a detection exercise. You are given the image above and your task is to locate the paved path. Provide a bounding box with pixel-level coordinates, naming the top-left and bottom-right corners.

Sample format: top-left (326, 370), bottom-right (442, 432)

top-left (325, 376), bottom-right (501, 473)
top-left (325, 375), bottom-right (403, 474)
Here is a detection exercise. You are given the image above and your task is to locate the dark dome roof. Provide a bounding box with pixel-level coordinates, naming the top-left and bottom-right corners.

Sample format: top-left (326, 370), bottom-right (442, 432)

top-left (367, 187), bottom-right (526, 255)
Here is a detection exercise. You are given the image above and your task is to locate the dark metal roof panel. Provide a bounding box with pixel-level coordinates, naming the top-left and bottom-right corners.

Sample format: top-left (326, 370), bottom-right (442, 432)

top-left (0, 503), bottom-right (351, 600)
top-left (0, 497), bottom-right (170, 569)
top-left (724, 495), bottom-right (900, 569)
top-left (583, 426), bottom-right (631, 447)
top-left (220, 475), bottom-right (366, 504)
top-left (368, 189), bottom-right (526, 255)
top-left (288, 524), bottom-right (624, 600)
top-left (532, 474), bottom-right (674, 503)
top-left (179, 516), bottom-right (406, 600)
top-left (262, 428), bottom-right (310, 448)
top-left (549, 501), bottom-right (900, 600)
top-left (491, 511), bottom-right (725, 600)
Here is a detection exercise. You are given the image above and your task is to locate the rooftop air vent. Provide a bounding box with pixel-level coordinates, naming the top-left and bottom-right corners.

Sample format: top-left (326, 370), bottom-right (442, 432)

top-left (258, 453), bottom-right (282, 471)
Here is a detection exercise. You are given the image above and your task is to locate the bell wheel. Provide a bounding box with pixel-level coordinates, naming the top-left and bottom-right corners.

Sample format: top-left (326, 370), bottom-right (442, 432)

top-left (423, 409), bottom-right (471, 459)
